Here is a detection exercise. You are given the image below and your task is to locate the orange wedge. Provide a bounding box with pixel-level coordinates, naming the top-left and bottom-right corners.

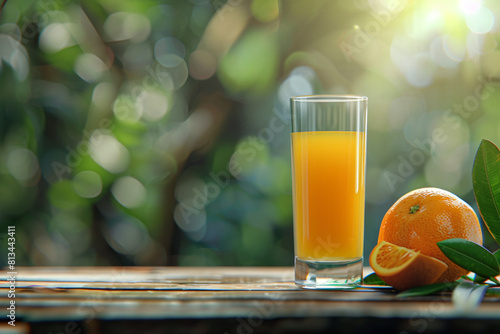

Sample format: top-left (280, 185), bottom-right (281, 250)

top-left (369, 241), bottom-right (448, 290)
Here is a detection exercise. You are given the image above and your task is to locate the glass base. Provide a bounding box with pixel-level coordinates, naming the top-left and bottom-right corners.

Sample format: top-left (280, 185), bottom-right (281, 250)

top-left (295, 256), bottom-right (363, 289)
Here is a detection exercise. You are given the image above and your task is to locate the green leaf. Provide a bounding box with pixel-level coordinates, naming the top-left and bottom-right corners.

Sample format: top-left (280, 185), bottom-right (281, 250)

top-left (363, 273), bottom-right (389, 286)
top-left (472, 139), bottom-right (500, 246)
top-left (474, 275), bottom-right (488, 283)
top-left (397, 282), bottom-right (456, 298)
top-left (474, 249), bottom-right (500, 283)
top-left (485, 288), bottom-right (500, 296)
top-left (452, 281), bottom-right (488, 312)
top-left (437, 238), bottom-right (500, 278)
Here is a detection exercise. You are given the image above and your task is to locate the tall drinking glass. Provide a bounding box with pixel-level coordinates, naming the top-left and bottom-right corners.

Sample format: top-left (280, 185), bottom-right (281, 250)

top-left (290, 95), bottom-right (367, 289)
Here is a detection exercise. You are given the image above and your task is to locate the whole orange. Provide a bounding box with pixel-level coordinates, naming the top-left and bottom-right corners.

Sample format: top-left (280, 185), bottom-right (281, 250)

top-left (378, 187), bottom-right (482, 282)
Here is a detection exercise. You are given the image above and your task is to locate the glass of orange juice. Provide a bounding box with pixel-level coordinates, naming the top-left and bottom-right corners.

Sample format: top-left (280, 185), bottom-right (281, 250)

top-left (290, 95), bottom-right (367, 289)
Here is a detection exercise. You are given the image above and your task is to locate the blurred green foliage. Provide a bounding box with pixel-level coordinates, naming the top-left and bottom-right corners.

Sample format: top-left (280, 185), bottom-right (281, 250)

top-left (1, 0), bottom-right (500, 267)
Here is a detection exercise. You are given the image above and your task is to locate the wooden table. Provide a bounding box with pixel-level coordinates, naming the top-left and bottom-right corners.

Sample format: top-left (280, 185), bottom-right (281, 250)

top-left (1, 267), bottom-right (500, 333)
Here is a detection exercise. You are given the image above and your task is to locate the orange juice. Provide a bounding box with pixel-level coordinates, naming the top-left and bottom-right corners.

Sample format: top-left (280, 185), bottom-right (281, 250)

top-left (291, 131), bottom-right (365, 261)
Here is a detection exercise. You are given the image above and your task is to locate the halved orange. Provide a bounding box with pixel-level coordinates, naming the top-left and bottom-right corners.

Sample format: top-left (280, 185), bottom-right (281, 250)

top-left (369, 241), bottom-right (448, 290)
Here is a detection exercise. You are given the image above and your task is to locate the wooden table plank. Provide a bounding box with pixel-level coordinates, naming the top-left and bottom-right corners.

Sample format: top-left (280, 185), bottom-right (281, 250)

top-left (2, 267), bottom-right (500, 333)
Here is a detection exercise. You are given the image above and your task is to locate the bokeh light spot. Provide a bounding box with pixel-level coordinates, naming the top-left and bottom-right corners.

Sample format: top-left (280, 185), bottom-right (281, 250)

top-left (39, 23), bottom-right (77, 53)
top-left (105, 217), bottom-right (150, 255)
top-left (175, 174), bottom-right (208, 207)
top-left (466, 32), bottom-right (497, 56)
top-left (174, 203), bottom-right (207, 233)
top-left (92, 82), bottom-right (117, 109)
top-left (113, 94), bottom-right (142, 122)
top-left (154, 57), bottom-right (189, 91)
top-left (229, 137), bottom-right (270, 180)
top-left (430, 36), bottom-right (460, 69)
top-left (104, 12), bottom-right (151, 42)
top-left (137, 90), bottom-right (168, 121)
top-left (111, 176), bottom-right (147, 209)
top-left (405, 53), bottom-right (436, 87)
top-left (427, 9), bottom-right (442, 22)
top-left (0, 35), bottom-right (29, 81)
top-left (73, 171), bottom-right (102, 199)
top-left (442, 35), bottom-right (466, 63)
top-left (279, 66), bottom-right (315, 106)
top-left (154, 37), bottom-right (185, 66)
top-left (75, 53), bottom-right (107, 83)
top-left (7, 148), bottom-right (39, 183)
top-left (466, 7), bottom-right (495, 34)
top-left (90, 134), bottom-right (130, 173)
top-left (460, 0), bottom-right (482, 14)
top-left (0, 24), bottom-right (22, 42)
top-left (189, 49), bottom-right (217, 80)
top-left (251, 0), bottom-right (279, 23)
top-left (173, 172), bottom-right (209, 240)
top-left (156, 54), bottom-right (184, 68)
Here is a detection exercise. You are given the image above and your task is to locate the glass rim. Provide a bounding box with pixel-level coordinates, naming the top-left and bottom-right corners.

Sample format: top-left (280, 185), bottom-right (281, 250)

top-left (290, 95), bottom-right (368, 102)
